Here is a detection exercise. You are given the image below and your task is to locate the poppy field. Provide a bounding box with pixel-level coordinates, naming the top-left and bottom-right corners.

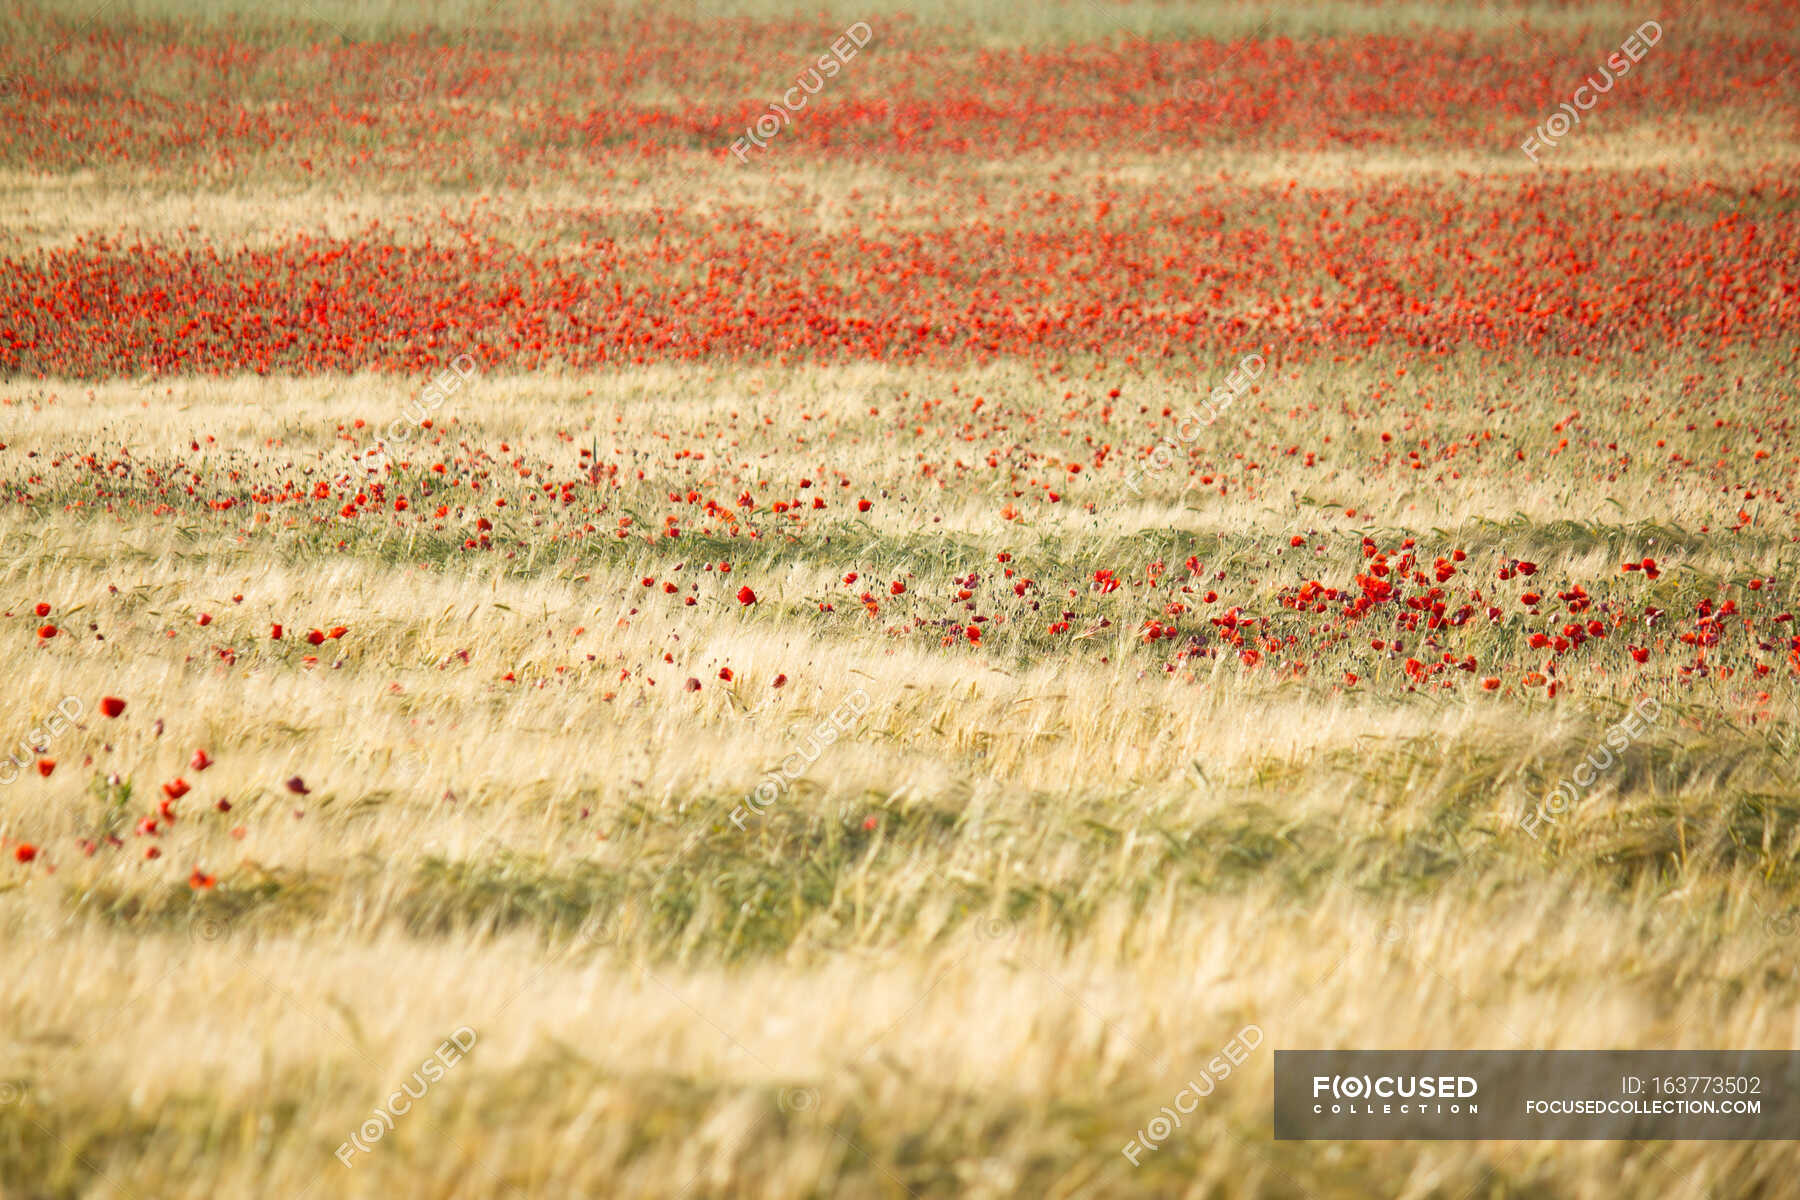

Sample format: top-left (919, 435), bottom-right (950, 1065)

top-left (2, 0), bottom-right (1799, 1196)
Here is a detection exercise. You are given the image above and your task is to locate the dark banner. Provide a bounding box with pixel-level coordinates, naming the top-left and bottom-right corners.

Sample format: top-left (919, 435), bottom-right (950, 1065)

top-left (1275, 1051), bottom-right (1800, 1140)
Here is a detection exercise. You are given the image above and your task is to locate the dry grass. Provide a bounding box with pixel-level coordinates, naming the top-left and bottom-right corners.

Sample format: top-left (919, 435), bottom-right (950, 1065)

top-left (9, 125), bottom-right (1800, 253)
top-left (3, 363), bottom-right (1800, 1196)
top-left (2, 0), bottom-right (1727, 45)
top-left (3, 1), bottom-right (1800, 1196)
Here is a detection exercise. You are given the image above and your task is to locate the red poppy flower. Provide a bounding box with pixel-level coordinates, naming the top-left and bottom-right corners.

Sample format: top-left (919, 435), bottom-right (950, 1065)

top-left (36, 624), bottom-right (56, 638)
top-left (99, 696), bottom-right (127, 718)
top-left (162, 778), bottom-right (190, 800)
top-left (13, 844), bottom-right (35, 863)
top-left (736, 585), bottom-right (757, 605)
top-left (33, 602), bottom-right (50, 617)
top-left (35, 758), bottom-right (53, 777)
top-left (190, 749), bottom-right (213, 771)
top-left (285, 776), bottom-right (310, 794)
top-left (306, 629), bottom-right (326, 645)
top-left (188, 869), bottom-right (217, 890)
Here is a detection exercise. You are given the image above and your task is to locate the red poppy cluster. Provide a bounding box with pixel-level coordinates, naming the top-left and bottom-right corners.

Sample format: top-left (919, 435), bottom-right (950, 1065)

top-left (3, 691), bottom-right (239, 881)
top-left (4, 160), bottom-right (1796, 378)
top-left (1, 11), bottom-right (1793, 171)
top-left (1, 7), bottom-right (1795, 377)
top-left (2, 7), bottom-right (1797, 869)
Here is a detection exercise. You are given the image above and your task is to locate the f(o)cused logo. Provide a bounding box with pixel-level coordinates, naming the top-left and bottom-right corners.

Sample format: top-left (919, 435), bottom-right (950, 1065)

top-left (974, 915), bottom-right (1015, 942)
top-left (189, 914), bottom-right (233, 944)
top-left (778, 1087), bottom-right (818, 1113)
top-left (383, 76), bottom-right (426, 103)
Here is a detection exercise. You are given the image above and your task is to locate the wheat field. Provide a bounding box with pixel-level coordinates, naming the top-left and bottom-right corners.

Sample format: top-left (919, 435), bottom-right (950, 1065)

top-left (3, 1), bottom-right (1800, 1197)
